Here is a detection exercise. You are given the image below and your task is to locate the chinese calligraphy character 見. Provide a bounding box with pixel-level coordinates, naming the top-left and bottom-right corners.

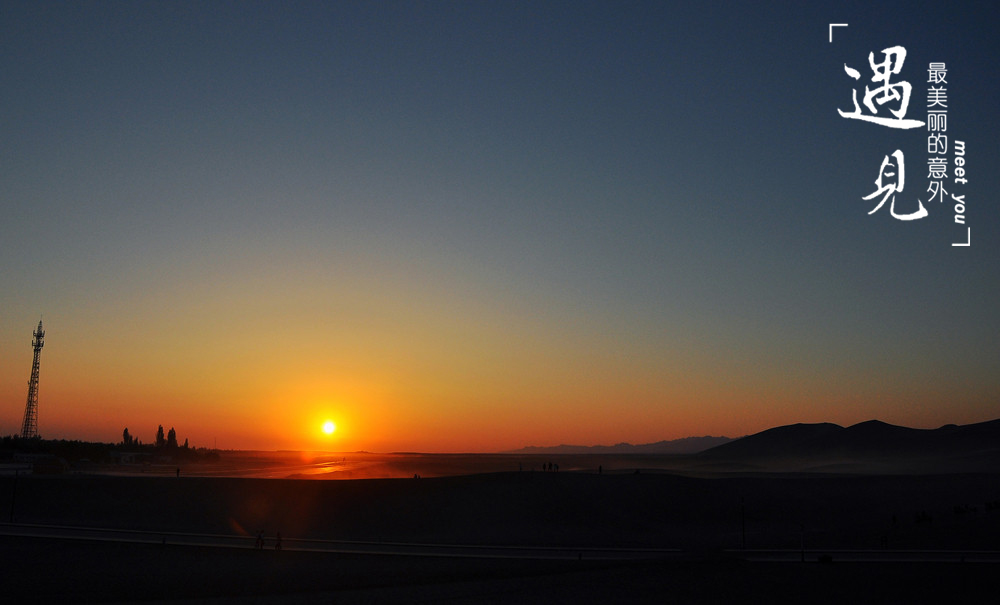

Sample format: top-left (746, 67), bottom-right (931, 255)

top-left (839, 46), bottom-right (925, 129)
top-left (863, 150), bottom-right (928, 221)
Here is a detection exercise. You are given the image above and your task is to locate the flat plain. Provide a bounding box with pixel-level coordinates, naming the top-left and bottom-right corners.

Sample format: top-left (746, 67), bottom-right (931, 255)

top-left (1, 453), bottom-right (998, 603)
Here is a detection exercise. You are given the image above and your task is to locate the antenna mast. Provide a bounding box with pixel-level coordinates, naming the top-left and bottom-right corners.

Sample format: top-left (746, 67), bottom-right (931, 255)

top-left (20, 320), bottom-right (45, 439)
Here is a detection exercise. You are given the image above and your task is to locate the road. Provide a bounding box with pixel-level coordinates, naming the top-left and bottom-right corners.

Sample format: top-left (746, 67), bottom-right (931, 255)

top-left (3, 522), bottom-right (998, 563)
top-left (0, 522), bottom-right (680, 561)
top-left (726, 548), bottom-right (1000, 563)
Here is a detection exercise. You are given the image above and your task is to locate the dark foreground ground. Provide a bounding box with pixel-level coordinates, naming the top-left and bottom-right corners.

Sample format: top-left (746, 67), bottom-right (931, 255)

top-left (0, 535), bottom-right (995, 604)
top-left (3, 471), bottom-right (999, 549)
top-left (0, 471), bottom-right (997, 602)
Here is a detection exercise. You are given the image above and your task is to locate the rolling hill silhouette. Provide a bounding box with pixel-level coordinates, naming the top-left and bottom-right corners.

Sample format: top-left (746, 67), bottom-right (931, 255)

top-left (697, 418), bottom-right (1000, 473)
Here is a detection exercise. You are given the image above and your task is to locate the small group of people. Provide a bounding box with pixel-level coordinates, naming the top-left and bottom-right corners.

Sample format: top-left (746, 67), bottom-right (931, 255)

top-left (254, 529), bottom-right (282, 551)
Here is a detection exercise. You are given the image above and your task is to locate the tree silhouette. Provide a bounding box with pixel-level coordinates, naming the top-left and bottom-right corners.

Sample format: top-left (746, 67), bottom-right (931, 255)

top-left (167, 427), bottom-right (178, 450)
top-left (155, 425), bottom-right (165, 448)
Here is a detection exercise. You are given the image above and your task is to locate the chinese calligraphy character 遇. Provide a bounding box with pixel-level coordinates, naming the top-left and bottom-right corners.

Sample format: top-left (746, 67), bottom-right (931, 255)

top-left (839, 46), bottom-right (925, 129)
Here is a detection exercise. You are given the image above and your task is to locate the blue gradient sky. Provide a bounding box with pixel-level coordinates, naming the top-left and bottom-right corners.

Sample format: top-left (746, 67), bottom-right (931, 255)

top-left (2, 1), bottom-right (998, 451)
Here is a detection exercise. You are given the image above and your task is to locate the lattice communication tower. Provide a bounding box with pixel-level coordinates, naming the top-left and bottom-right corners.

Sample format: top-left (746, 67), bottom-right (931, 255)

top-left (20, 320), bottom-right (45, 439)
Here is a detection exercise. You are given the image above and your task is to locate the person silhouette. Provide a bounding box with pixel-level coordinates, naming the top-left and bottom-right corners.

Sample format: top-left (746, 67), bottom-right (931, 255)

top-left (275, 532), bottom-right (282, 551)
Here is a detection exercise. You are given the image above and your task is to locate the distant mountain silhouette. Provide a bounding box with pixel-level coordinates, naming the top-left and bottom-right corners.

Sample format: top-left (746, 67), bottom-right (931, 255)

top-left (698, 418), bottom-right (1000, 472)
top-left (505, 436), bottom-right (732, 455)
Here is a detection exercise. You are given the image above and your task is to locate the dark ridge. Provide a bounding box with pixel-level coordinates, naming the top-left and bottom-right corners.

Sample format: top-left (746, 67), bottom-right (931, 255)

top-left (699, 422), bottom-right (843, 459)
top-left (697, 418), bottom-right (1000, 472)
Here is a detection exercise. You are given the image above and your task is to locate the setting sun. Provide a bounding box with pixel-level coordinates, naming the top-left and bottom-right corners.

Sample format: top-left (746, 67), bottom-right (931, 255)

top-left (322, 420), bottom-right (336, 435)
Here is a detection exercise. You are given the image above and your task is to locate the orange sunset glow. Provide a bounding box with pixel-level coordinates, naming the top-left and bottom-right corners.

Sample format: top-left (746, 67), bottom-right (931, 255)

top-left (2, 303), bottom-right (995, 453)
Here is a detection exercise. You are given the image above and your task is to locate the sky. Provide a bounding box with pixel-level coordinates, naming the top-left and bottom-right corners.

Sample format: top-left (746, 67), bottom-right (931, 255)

top-left (2, 0), bottom-right (998, 452)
